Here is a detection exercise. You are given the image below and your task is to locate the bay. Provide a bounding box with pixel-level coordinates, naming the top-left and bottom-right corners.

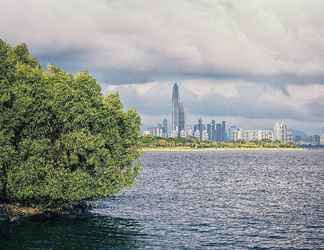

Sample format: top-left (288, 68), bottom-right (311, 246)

top-left (1, 150), bottom-right (324, 249)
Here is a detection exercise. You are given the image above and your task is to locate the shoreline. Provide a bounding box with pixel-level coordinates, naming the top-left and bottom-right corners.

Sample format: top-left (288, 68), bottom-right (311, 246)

top-left (0, 202), bottom-right (91, 222)
top-left (141, 147), bottom-right (305, 152)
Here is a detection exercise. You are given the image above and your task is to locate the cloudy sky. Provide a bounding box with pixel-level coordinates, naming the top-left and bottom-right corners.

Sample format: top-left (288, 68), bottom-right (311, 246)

top-left (1, 0), bottom-right (324, 134)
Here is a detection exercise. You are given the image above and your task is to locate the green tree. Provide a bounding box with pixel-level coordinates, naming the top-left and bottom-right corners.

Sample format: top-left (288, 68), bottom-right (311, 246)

top-left (0, 40), bottom-right (141, 209)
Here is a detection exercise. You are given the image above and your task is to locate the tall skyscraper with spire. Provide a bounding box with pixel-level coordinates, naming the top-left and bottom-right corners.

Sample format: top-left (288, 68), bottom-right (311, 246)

top-left (172, 83), bottom-right (185, 137)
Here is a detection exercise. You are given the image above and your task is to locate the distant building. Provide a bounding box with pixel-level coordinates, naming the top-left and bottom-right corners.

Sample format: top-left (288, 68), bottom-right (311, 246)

top-left (300, 136), bottom-right (313, 145)
top-left (294, 135), bottom-right (302, 145)
top-left (198, 118), bottom-right (203, 141)
top-left (179, 129), bottom-right (186, 138)
top-left (287, 129), bottom-right (293, 144)
top-left (147, 126), bottom-right (163, 137)
top-left (207, 123), bottom-right (212, 141)
top-left (186, 126), bottom-right (193, 138)
top-left (211, 120), bottom-right (216, 141)
top-left (257, 129), bottom-right (273, 141)
top-left (320, 134), bottom-right (324, 145)
top-left (171, 83), bottom-right (185, 137)
top-left (273, 122), bottom-right (289, 144)
top-left (228, 126), bottom-right (240, 141)
top-left (228, 127), bottom-right (275, 142)
top-left (204, 120), bottom-right (226, 141)
top-left (221, 121), bottom-right (226, 141)
top-left (202, 129), bottom-right (209, 141)
top-left (162, 118), bottom-right (168, 138)
top-left (312, 135), bottom-right (321, 146)
top-left (239, 129), bottom-right (258, 141)
top-left (143, 130), bottom-right (151, 136)
top-left (193, 128), bottom-right (201, 138)
top-left (179, 102), bottom-right (185, 136)
top-left (171, 83), bottom-right (179, 137)
top-left (214, 123), bottom-right (220, 141)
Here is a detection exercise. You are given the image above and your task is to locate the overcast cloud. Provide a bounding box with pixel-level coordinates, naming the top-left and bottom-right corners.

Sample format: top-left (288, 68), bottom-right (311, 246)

top-left (1, 0), bottom-right (324, 133)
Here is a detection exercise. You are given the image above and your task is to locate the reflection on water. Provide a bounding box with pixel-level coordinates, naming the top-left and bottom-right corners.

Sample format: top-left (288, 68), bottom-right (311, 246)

top-left (0, 215), bottom-right (145, 250)
top-left (1, 150), bottom-right (324, 249)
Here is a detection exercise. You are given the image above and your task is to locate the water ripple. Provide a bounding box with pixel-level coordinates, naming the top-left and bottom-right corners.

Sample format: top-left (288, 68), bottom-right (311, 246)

top-left (1, 150), bottom-right (324, 249)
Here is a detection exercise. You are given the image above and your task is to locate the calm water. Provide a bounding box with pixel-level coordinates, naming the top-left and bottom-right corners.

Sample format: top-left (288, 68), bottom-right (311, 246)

top-left (1, 150), bottom-right (324, 249)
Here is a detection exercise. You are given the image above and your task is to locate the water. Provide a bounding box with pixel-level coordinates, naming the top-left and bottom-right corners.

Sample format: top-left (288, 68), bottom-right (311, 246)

top-left (1, 150), bottom-right (324, 249)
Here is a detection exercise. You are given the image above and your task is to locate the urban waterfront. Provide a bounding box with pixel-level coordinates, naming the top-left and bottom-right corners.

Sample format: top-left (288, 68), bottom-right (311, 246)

top-left (1, 149), bottom-right (324, 249)
top-left (144, 83), bottom-right (324, 147)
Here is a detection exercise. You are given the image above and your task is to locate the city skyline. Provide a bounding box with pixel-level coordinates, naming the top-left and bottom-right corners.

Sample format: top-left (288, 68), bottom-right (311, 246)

top-left (115, 81), bottom-right (323, 135)
top-left (143, 84), bottom-right (323, 145)
top-left (142, 83), bottom-right (323, 137)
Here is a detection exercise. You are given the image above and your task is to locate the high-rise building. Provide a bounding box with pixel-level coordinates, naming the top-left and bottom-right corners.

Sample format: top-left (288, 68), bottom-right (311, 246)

top-left (216, 123), bottom-right (222, 141)
top-left (179, 102), bottom-right (185, 135)
top-left (228, 126), bottom-right (240, 141)
top-left (312, 135), bottom-right (321, 146)
top-left (185, 126), bottom-right (193, 138)
top-left (287, 129), bottom-right (293, 144)
top-left (320, 134), bottom-right (324, 145)
top-left (145, 126), bottom-right (163, 137)
top-left (221, 121), bottom-right (226, 141)
top-left (321, 126), bottom-right (324, 145)
top-left (207, 123), bottom-right (212, 140)
top-left (211, 120), bottom-right (216, 141)
top-left (172, 83), bottom-right (179, 137)
top-left (198, 118), bottom-right (203, 141)
top-left (162, 118), bottom-right (168, 138)
top-left (273, 122), bottom-right (288, 143)
top-left (171, 83), bottom-right (185, 137)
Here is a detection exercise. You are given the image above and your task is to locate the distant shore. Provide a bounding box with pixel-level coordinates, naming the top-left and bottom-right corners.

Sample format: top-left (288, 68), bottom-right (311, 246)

top-left (141, 147), bottom-right (305, 152)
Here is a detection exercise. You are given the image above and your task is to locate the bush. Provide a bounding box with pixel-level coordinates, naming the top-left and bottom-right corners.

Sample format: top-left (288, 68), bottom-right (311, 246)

top-left (0, 40), bottom-right (141, 209)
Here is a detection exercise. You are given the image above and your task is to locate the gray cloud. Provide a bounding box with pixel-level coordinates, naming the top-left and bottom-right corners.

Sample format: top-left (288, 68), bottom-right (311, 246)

top-left (108, 81), bottom-right (324, 122)
top-left (1, 0), bottom-right (324, 85)
top-left (306, 95), bottom-right (324, 118)
top-left (1, 0), bottom-right (324, 133)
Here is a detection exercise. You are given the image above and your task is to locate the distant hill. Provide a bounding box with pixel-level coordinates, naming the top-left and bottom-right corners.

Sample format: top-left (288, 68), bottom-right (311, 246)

top-left (291, 129), bottom-right (307, 138)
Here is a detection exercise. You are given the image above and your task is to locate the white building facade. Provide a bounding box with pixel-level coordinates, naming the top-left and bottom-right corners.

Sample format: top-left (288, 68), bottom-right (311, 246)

top-left (273, 122), bottom-right (289, 144)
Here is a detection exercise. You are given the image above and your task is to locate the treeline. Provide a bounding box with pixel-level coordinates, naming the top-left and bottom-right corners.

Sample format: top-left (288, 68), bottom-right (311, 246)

top-left (140, 136), bottom-right (297, 149)
top-left (0, 40), bottom-right (141, 210)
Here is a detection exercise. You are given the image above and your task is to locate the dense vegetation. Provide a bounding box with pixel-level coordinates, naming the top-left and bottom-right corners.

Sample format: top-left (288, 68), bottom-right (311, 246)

top-left (0, 40), bottom-right (141, 210)
top-left (140, 136), bottom-right (297, 149)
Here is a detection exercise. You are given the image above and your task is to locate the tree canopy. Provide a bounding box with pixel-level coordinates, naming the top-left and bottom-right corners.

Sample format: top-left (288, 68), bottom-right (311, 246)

top-left (0, 40), bottom-right (141, 209)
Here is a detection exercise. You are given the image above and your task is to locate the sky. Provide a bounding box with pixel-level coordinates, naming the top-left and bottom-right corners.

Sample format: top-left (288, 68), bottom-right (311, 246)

top-left (1, 0), bottom-right (324, 134)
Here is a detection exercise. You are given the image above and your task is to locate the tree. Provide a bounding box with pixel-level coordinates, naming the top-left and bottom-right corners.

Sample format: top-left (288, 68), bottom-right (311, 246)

top-left (0, 40), bottom-right (141, 209)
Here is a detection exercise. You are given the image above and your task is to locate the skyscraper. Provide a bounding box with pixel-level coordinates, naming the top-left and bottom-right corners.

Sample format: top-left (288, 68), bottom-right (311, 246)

top-left (273, 122), bottom-right (288, 143)
top-left (172, 83), bottom-right (179, 137)
top-left (162, 118), bottom-right (168, 138)
top-left (179, 102), bottom-right (185, 135)
top-left (207, 123), bottom-right (212, 141)
top-left (171, 83), bottom-right (185, 137)
top-left (216, 123), bottom-right (222, 141)
top-left (221, 121), bottom-right (226, 141)
top-left (211, 120), bottom-right (216, 141)
top-left (228, 126), bottom-right (240, 141)
top-left (198, 118), bottom-right (203, 141)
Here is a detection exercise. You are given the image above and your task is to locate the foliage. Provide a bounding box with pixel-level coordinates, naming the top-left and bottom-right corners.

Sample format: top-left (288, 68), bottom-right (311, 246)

top-left (0, 40), bottom-right (141, 209)
top-left (140, 136), bottom-right (298, 149)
